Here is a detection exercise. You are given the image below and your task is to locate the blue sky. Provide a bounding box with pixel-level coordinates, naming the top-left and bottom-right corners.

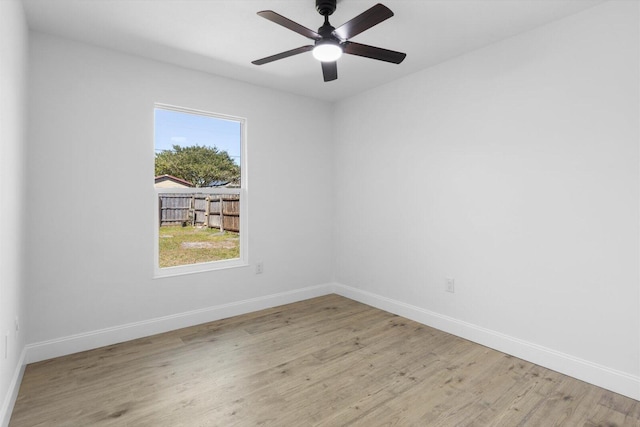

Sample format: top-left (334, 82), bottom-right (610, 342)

top-left (154, 108), bottom-right (241, 165)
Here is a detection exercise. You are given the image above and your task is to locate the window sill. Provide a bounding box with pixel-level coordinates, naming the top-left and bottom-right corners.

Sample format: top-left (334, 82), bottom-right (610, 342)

top-left (154, 258), bottom-right (249, 279)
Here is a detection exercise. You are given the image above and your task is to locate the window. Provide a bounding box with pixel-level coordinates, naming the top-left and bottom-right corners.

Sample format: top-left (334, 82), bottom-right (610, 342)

top-left (154, 104), bottom-right (247, 277)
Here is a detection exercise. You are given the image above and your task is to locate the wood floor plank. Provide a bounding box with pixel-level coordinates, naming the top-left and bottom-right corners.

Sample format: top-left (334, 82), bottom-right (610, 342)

top-left (9, 295), bottom-right (639, 426)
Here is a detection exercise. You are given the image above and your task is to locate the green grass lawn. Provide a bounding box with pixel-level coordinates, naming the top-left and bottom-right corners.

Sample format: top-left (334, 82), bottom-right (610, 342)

top-left (159, 225), bottom-right (240, 268)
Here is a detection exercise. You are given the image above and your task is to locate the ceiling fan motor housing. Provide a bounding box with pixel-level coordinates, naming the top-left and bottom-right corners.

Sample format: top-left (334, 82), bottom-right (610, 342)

top-left (316, 0), bottom-right (337, 16)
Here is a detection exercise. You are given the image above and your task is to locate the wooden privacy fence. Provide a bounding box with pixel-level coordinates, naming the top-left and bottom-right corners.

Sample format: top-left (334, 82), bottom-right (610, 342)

top-left (159, 193), bottom-right (240, 232)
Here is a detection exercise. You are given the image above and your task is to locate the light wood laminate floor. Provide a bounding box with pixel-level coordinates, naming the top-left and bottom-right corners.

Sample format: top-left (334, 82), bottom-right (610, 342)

top-left (10, 295), bottom-right (640, 426)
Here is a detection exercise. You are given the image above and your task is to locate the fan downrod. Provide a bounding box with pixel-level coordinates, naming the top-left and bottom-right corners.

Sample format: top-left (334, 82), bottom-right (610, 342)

top-left (316, 0), bottom-right (336, 16)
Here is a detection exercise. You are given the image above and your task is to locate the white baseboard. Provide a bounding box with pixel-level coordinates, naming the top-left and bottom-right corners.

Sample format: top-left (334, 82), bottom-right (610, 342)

top-left (25, 283), bottom-right (334, 364)
top-left (333, 282), bottom-right (640, 401)
top-left (1, 347), bottom-right (26, 427)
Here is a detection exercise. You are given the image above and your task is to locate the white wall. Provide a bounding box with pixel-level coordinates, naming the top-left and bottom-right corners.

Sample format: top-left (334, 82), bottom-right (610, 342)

top-left (334, 1), bottom-right (639, 397)
top-left (0, 0), bottom-right (28, 424)
top-left (25, 33), bottom-right (334, 350)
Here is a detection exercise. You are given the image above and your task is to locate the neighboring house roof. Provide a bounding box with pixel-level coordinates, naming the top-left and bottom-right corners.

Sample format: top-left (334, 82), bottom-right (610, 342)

top-left (154, 174), bottom-right (194, 188)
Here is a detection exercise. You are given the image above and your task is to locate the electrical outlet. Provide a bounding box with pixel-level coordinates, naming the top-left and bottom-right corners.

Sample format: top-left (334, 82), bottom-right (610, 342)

top-left (445, 277), bottom-right (455, 293)
top-left (256, 261), bottom-right (264, 274)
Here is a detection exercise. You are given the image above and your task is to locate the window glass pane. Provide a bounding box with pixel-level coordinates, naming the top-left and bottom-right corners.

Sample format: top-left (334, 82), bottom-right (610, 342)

top-left (154, 108), bottom-right (241, 187)
top-left (157, 192), bottom-right (240, 268)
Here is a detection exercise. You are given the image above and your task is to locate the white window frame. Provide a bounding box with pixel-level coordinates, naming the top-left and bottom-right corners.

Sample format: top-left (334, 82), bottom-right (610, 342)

top-left (153, 104), bottom-right (248, 278)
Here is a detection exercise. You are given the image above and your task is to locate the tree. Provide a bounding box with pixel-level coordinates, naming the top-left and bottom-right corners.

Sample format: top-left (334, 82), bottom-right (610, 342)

top-left (155, 145), bottom-right (240, 187)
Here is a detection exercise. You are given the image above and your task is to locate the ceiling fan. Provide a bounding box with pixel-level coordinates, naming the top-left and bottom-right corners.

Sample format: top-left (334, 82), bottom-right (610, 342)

top-left (252, 0), bottom-right (406, 82)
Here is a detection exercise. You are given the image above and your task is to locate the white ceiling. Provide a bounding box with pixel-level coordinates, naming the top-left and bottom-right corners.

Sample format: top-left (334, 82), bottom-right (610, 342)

top-left (22, 0), bottom-right (605, 102)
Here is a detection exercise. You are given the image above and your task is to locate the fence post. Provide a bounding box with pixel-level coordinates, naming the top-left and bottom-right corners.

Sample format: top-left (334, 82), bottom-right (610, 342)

top-left (204, 196), bottom-right (211, 228)
top-left (189, 194), bottom-right (195, 226)
top-left (219, 195), bottom-right (225, 233)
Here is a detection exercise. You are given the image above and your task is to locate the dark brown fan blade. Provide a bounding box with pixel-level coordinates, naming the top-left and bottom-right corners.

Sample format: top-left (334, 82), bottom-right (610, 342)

top-left (333, 4), bottom-right (394, 40)
top-left (321, 61), bottom-right (338, 82)
top-left (252, 45), bottom-right (314, 65)
top-left (257, 11), bottom-right (321, 40)
top-left (343, 41), bottom-right (406, 64)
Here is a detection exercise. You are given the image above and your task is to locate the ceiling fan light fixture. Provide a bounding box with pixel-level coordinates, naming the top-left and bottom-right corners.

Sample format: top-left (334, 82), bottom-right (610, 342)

top-left (312, 42), bottom-right (343, 62)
